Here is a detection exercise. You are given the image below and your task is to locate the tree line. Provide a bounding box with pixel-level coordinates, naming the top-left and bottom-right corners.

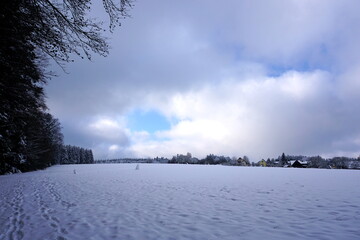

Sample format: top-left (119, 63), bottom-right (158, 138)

top-left (168, 153), bottom-right (251, 166)
top-left (96, 153), bottom-right (360, 170)
top-left (255, 153), bottom-right (360, 169)
top-left (60, 145), bottom-right (94, 165)
top-left (1, 142), bottom-right (95, 174)
top-left (96, 153), bottom-right (251, 166)
top-left (0, 0), bottom-right (131, 174)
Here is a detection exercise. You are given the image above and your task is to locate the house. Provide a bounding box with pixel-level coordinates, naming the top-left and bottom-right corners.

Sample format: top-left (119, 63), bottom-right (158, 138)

top-left (258, 159), bottom-right (266, 167)
top-left (237, 157), bottom-right (250, 166)
top-left (290, 160), bottom-right (308, 168)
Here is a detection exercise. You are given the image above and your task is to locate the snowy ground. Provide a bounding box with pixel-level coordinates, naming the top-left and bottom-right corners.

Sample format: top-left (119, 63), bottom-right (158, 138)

top-left (1, 164), bottom-right (360, 240)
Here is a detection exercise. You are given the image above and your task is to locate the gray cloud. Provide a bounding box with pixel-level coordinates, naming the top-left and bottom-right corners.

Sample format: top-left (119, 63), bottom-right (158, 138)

top-left (46, 0), bottom-right (360, 160)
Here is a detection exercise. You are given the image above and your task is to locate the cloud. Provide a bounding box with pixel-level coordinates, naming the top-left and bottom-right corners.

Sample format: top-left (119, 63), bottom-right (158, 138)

top-left (126, 69), bottom-right (360, 160)
top-left (45, 0), bottom-right (360, 160)
top-left (87, 117), bottom-right (128, 141)
top-left (109, 144), bottom-right (120, 151)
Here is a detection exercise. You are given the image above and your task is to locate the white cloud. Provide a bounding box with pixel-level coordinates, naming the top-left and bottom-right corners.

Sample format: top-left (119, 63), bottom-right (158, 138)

top-left (126, 69), bottom-right (359, 160)
top-left (87, 117), bottom-right (128, 141)
top-left (109, 144), bottom-right (120, 151)
top-left (279, 70), bottom-right (330, 100)
top-left (45, 0), bottom-right (360, 160)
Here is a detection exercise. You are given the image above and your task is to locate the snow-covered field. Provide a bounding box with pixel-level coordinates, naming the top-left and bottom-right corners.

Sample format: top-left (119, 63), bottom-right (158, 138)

top-left (1, 164), bottom-right (360, 240)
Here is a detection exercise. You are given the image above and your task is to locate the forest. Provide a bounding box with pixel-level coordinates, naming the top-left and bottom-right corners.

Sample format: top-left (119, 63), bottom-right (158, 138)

top-left (0, 0), bottom-right (132, 174)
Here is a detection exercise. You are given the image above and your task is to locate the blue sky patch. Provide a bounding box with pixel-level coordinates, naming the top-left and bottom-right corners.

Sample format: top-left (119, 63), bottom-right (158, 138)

top-left (127, 109), bottom-right (171, 133)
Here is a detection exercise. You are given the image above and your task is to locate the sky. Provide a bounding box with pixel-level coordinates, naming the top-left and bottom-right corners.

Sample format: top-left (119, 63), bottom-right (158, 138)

top-left (46, 0), bottom-right (360, 161)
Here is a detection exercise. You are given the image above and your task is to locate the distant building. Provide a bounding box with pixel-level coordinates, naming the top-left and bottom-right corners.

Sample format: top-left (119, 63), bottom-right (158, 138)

top-left (258, 159), bottom-right (266, 167)
top-left (290, 160), bottom-right (308, 168)
top-left (237, 157), bottom-right (250, 166)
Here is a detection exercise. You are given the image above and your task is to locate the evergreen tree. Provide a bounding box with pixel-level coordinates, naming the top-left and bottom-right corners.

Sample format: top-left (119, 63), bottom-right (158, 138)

top-left (61, 146), bottom-right (69, 164)
top-left (59, 145), bottom-right (94, 165)
top-left (89, 150), bottom-right (94, 164)
top-left (279, 153), bottom-right (288, 166)
top-left (23, 113), bottom-right (63, 171)
top-left (0, 0), bottom-right (49, 173)
top-left (1, 0), bottom-right (131, 174)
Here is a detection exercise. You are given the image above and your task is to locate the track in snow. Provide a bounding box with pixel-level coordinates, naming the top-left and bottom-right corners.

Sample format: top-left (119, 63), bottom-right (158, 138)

top-left (1, 164), bottom-right (360, 240)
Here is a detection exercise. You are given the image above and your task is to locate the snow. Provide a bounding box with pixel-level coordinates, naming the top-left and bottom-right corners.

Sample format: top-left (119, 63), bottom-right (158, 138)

top-left (1, 164), bottom-right (360, 240)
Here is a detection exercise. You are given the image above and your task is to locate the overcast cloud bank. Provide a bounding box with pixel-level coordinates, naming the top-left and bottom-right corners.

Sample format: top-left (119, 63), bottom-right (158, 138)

top-left (46, 0), bottom-right (360, 160)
